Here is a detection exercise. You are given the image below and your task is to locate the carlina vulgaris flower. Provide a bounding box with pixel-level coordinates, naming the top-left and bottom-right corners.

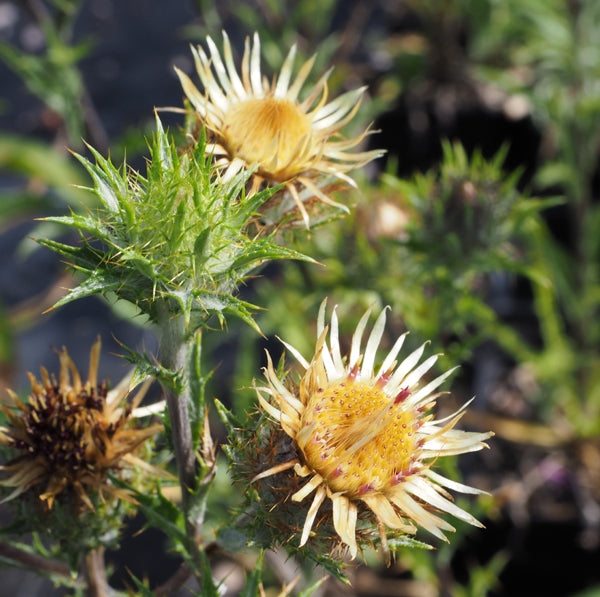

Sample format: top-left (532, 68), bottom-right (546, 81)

top-left (0, 338), bottom-right (165, 512)
top-left (253, 300), bottom-right (493, 563)
top-left (173, 31), bottom-right (385, 227)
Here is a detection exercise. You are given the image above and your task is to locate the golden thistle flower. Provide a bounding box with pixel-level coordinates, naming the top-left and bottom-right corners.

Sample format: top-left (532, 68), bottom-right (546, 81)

top-left (174, 31), bottom-right (383, 226)
top-left (254, 301), bottom-right (493, 561)
top-left (0, 339), bottom-right (163, 511)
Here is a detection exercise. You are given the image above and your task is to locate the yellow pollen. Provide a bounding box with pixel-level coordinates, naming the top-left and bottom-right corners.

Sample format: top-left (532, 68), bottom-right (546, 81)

top-left (222, 97), bottom-right (313, 180)
top-left (299, 379), bottom-right (416, 497)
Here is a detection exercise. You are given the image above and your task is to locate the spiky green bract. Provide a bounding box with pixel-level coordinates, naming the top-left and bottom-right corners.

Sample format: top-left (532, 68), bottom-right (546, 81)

top-left (38, 116), bottom-right (315, 334)
top-left (391, 141), bottom-right (561, 278)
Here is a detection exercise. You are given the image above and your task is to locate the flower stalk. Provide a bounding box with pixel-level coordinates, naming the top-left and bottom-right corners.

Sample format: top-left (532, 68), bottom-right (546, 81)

top-left (155, 303), bottom-right (214, 583)
top-left (81, 547), bottom-right (113, 597)
top-left (157, 308), bottom-right (197, 498)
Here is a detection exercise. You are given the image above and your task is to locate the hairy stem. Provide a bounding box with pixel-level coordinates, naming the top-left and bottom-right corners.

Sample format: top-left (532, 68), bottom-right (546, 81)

top-left (157, 305), bottom-right (207, 578)
top-left (158, 310), bottom-right (197, 496)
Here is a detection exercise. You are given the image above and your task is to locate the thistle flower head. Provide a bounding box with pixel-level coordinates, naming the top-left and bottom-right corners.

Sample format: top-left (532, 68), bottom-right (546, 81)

top-left (175, 31), bottom-right (384, 227)
top-left (254, 301), bottom-right (493, 562)
top-left (0, 339), bottom-right (163, 512)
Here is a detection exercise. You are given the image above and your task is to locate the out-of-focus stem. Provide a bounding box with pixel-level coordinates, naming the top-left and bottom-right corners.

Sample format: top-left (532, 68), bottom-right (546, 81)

top-left (0, 542), bottom-right (70, 578)
top-left (82, 547), bottom-right (113, 597)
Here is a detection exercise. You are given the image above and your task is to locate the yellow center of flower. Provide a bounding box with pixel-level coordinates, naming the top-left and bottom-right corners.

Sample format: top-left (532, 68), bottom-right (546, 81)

top-left (299, 378), bottom-right (416, 497)
top-left (222, 97), bottom-right (313, 179)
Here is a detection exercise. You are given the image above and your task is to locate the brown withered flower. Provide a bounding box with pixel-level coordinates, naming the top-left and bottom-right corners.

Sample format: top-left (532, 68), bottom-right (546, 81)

top-left (0, 338), bottom-right (163, 511)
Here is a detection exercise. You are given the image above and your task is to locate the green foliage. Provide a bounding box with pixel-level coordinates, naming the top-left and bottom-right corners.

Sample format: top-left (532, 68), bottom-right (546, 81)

top-left (0, 135), bottom-right (89, 210)
top-left (452, 551), bottom-right (507, 597)
top-left (395, 142), bottom-right (543, 275)
top-left (0, 488), bottom-right (129, 572)
top-left (463, 0), bottom-right (600, 435)
top-left (187, 330), bottom-right (208, 453)
top-left (246, 143), bottom-right (550, 371)
top-left (573, 587), bottom-right (600, 597)
top-left (125, 484), bottom-right (188, 556)
top-left (39, 116), bottom-right (314, 334)
top-left (239, 550), bottom-right (264, 597)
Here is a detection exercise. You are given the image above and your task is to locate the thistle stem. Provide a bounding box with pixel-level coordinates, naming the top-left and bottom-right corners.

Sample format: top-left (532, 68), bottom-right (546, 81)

top-left (0, 542), bottom-right (70, 578)
top-left (157, 305), bottom-right (206, 577)
top-left (82, 547), bottom-right (113, 597)
top-left (158, 310), bottom-right (197, 497)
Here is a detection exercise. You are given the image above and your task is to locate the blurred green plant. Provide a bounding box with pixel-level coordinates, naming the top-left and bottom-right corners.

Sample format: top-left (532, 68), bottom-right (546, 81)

top-left (0, 0), bottom-right (93, 147)
top-left (245, 143), bottom-right (551, 374)
top-left (463, 0), bottom-right (600, 436)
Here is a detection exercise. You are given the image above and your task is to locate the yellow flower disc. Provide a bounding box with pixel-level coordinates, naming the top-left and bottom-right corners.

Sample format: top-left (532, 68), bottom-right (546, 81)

top-left (300, 379), bottom-right (416, 496)
top-left (175, 32), bottom-right (385, 226)
top-left (255, 300), bottom-right (493, 559)
top-left (222, 97), bottom-right (313, 179)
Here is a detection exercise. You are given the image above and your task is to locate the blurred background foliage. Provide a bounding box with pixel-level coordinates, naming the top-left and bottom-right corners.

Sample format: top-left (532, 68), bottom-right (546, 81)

top-left (1, 0), bottom-right (600, 595)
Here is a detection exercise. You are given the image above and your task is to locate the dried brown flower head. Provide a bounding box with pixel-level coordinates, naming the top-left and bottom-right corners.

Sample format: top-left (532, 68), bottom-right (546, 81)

top-left (0, 339), bottom-right (163, 511)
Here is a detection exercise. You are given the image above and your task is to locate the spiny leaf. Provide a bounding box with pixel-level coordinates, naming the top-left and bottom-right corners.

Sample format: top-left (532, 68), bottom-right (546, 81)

top-left (228, 181), bottom-right (283, 228)
top-left (126, 484), bottom-right (188, 550)
top-left (118, 341), bottom-right (183, 393)
top-left (41, 214), bottom-right (114, 242)
top-left (51, 279), bottom-right (120, 310)
top-left (230, 240), bottom-right (316, 274)
top-left (297, 577), bottom-right (327, 597)
top-left (71, 148), bottom-right (126, 215)
top-left (196, 549), bottom-right (222, 597)
top-left (387, 535), bottom-right (434, 552)
top-left (191, 290), bottom-right (263, 335)
top-left (36, 237), bottom-right (104, 267)
top-left (213, 398), bottom-right (241, 437)
top-left (193, 227), bottom-right (212, 266)
top-left (153, 112), bottom-right (174, 171)
top-left (187, 330), bottom-right (207, 451)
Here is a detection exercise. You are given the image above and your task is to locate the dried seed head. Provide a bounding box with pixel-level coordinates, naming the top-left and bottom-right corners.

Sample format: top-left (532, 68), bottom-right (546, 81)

top-left (0, 339), bottom-right (163, 512)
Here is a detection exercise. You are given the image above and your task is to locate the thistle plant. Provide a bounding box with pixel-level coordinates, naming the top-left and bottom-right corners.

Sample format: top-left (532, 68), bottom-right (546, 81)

top-left (37, 113), bottom-right (318, 576)
top-left (174, 31), bottom-right (384, 227)
top-left (0, 27), bottom-right (492, 596)
top-left (0, 339), bottom-right (164, 571)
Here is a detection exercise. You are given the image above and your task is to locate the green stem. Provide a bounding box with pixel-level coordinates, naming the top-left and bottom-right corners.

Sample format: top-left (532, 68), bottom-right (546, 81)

top-left (157, 305), bottom-right (206, 573)
top-left (158, 310), bottom-right (197, 496)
